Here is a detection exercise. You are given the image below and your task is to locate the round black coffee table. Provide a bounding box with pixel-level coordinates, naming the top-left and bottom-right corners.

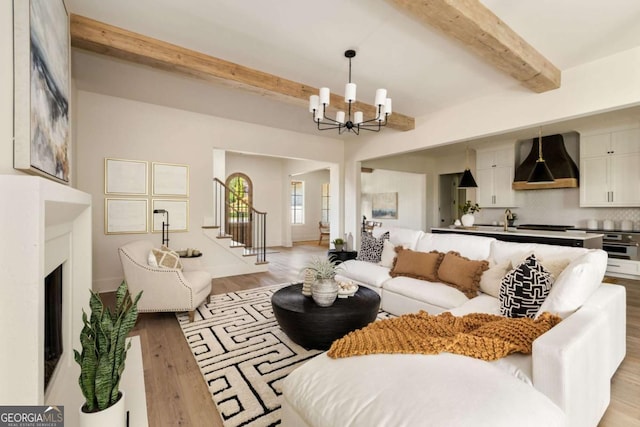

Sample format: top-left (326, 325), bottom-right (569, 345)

top-left (271, 283), bottom-right (380, 350)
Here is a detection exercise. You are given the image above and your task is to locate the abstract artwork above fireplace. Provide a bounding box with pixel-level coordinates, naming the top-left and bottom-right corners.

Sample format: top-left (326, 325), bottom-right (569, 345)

top-left (13, 0), bottom-right (70, 183)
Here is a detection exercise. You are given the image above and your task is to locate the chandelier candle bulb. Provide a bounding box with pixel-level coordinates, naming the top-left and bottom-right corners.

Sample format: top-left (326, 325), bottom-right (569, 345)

top-left (336, 111), bottom-right (346, 123)
top-left (385, 98), bottom-right (392, 115)
top-left (319, 87), bottom-right (331, 105)
top-left (309, 95), bottom-right (319, 112)
top-left (354, 111), bottom-right (363, 124)
top-left (345, 83), bottom-right (357, 102)
top-left (374, 88), bottom-right (387, 106)
top-left (314, 108), bottom-right (324, 122)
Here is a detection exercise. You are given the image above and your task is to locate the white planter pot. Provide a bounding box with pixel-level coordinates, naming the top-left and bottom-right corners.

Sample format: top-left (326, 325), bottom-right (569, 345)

top-left (79, 391), bottom-right (126, 427)
top-left (461, 214), bottom-right (475, 227)
top-left (312, 279), bottom-right (339, 307)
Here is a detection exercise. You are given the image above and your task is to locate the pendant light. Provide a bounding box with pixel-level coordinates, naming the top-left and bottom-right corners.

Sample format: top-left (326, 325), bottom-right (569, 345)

top-left (527, 128), bottom-right (555, 183)
top-left (458, 146), bottom-right (478, 188)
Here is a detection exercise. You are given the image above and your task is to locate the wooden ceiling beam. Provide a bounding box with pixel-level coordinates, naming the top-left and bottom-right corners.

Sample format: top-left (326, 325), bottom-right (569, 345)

top-left (70, 14), bottom-right (415, 132)
top-left (386, 0), bottom-right (561, 93)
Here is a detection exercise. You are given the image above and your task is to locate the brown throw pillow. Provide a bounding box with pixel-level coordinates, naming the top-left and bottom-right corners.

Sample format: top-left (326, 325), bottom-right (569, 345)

top-left (389, 248), bottom-right (444, 282)
top-left (437, 251), bottom-right (489, 298)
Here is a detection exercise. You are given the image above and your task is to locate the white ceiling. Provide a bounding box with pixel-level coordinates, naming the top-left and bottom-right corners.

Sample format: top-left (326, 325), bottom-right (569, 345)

top-left (68, 0), bottom-right (640, 143)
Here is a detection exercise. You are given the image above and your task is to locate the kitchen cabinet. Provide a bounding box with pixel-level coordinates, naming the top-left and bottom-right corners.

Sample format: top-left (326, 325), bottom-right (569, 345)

top-left (580, 129), bottom-right (640, 207)
top-left (606, 258), bottom-right (640, 279)
top-left (475, 146), bottom-right (515, 207)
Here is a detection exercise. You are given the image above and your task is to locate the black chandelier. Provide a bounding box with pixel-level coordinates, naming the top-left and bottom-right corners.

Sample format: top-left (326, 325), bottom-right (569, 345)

top-left (309, 50), bottom-right (392, 135)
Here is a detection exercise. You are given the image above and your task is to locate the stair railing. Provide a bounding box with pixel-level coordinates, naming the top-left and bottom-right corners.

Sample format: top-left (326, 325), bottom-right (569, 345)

top-left (212, 178), bottom-right (267, 263)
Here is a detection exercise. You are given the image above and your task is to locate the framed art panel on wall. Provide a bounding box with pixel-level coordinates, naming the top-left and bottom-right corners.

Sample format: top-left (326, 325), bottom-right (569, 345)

top-left (152, 162), bottom-right (189, 197)
top-left (14, 0), bottom-right (71, 183)
top-left (104, 158), bottom-right (148, 195)
top-left (152, 199), bottom-right (189, 232)
top-left (105, 198), bottom-right (148, 234)
top-left (372, 192), bottom-right (398, 219)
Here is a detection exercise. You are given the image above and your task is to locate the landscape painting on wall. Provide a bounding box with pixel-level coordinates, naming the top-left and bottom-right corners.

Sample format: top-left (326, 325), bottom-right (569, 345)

top-left (14, 0), bottom-right (70, 183)
top-left (372, 192), bottom-right (398, 219)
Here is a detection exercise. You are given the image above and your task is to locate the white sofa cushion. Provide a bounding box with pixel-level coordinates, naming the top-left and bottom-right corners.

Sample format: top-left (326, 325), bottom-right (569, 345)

top-left (282, 353), bottom-right (566, 427)
top-left (336, 260), bottom-right (390, 288)
top-left (373, 227), bottom-right (424, 250)
top-left (536, 249), bottom-right (607, 319)
top-left (384, 276), bottom-right (469, 309)
top-left (415, 233), bottom-right (495, 260)
top-left (490, 240), bottom-right (587, 266)
top-left (447, 294), bottom-right (500, 316)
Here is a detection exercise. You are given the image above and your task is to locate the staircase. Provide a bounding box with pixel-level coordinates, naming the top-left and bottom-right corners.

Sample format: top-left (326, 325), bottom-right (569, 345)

top-left (204, 178), bottom-right (268, 268)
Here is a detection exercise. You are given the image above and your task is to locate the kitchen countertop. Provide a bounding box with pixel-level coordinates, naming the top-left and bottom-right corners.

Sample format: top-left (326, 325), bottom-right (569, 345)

top-left (431, 226), bottom-right (604, 241)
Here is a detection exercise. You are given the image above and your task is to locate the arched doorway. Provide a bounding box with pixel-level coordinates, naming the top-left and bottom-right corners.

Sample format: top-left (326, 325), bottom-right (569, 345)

top-left (226, 173), bottom-right (253, 246)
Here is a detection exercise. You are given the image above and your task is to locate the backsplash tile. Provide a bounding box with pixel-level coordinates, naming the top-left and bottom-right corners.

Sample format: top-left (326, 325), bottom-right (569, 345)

top-left (475, 188), bottom-right (640, 230)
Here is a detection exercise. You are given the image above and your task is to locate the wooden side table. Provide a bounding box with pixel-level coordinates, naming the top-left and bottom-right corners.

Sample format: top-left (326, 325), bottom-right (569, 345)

top-left (328, 250), bottom-right (357, 264)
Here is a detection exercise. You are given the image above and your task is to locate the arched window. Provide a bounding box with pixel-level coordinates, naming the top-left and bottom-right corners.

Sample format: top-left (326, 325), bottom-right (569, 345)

top-left (225, 173), bottom-right (253, 246)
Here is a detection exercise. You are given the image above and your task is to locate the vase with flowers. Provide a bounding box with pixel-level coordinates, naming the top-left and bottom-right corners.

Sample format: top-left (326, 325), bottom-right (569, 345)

top-left (459, 200), bottom-right (481, 227)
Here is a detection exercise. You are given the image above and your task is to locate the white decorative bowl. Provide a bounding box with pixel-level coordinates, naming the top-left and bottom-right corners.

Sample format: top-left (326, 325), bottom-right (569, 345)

top-left (337, 282), bottom-right (358, 298)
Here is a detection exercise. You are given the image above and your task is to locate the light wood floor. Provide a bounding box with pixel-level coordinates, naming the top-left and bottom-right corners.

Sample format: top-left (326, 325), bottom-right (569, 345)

top-left (115, 242), bottom-right (639, 426)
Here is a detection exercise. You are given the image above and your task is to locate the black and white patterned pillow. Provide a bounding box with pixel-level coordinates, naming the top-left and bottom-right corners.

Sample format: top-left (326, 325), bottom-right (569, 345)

top-left (356, 232), bottom-right (390, 263)
top-left (499, 254), bottom-right (553, 318)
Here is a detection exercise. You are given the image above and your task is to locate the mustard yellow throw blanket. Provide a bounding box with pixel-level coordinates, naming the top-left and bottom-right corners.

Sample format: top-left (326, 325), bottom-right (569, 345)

top-left (327, 311), bottom-right (561, 361)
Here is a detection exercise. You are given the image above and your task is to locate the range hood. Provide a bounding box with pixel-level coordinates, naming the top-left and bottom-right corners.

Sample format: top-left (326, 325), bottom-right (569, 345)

top-left (512, 134), bottom-right (579, 190)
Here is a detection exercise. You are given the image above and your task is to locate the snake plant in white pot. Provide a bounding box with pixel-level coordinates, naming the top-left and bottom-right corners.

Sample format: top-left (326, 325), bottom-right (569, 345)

top-left (74, 281), bottom-right (142, 427)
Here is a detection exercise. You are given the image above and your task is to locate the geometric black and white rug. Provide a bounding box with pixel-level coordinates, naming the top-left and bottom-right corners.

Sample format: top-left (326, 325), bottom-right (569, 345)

top-left (176, 283), bottom-right (322, 427)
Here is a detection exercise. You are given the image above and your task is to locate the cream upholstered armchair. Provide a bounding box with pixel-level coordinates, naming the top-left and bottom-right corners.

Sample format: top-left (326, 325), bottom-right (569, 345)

top-left (118, 240), bottom-right (211, 322)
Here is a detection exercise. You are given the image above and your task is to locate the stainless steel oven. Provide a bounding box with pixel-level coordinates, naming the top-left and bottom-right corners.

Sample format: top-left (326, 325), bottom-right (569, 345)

top-left (602, 232), bottom-right (640, 260)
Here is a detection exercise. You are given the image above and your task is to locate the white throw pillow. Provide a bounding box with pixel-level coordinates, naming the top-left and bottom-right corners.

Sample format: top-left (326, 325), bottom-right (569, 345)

top-left (541, 258), bottom-right (570, 280)
top-left (536, 250), bottom-right (607, 319)
top-left (378, 239), bottom-right (397, 268)
top-left (148, 250), bottom-right (159, 268)
top-left (479, 260), bottom-right (512, 298)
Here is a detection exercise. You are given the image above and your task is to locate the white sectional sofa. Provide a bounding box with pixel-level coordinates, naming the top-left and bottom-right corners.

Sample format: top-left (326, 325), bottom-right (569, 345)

top-left (282, 228), bottom-right (627, 427)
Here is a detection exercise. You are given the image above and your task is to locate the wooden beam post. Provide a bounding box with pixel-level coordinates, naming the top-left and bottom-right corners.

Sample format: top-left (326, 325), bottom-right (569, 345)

top-left (386, 0), bottom-right (561, 93)
top-left (70, 14), bottom-right (415, 132)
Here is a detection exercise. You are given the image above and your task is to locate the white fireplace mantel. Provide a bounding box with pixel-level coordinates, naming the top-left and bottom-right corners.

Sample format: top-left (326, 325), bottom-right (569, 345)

top-left (0, 175), bottom-right (91, 406)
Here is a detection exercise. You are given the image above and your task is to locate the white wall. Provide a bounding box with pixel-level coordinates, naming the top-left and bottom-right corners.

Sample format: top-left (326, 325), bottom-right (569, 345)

top-left (75, 90), bottom-right (343, 292)
top-left (290, 169), bottom-right (330, 242)
top-left (361, 169), bottom-right (426, 231)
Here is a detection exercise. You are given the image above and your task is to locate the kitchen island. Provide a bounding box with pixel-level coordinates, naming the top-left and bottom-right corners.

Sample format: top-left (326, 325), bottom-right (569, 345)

top-left (431, 226), bottom-right (603, 249)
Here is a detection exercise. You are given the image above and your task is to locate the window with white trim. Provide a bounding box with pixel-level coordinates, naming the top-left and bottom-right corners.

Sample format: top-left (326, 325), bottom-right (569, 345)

top-left (321, 182), bottom-right (330, 223)
top-left (291, 180), bottom-right (304, 224)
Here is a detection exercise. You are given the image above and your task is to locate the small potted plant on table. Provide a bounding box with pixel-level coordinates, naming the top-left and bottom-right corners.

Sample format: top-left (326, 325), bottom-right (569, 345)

top-left (459, 200), bottom-right (481, 227)
top-left (332, 238), bottom-right (345, 251)
top-left (74, 281), bottom-right (142, 427)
